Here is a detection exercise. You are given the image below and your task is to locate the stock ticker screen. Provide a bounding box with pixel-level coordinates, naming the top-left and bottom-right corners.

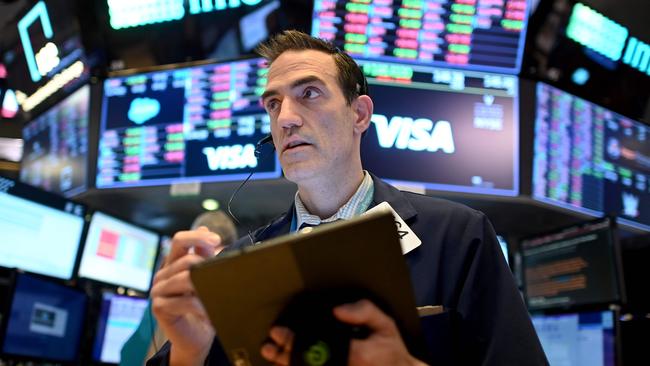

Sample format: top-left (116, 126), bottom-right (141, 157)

top-left (20, 85), bottom-right (89, 197)
top-left (97, 58), bottom-right (280, 188)
top-left (312, 0), bottom-right (529, 74)
top-left (521, 218), bottom-right (622, 310)
top-left (533, 83), bottom-right (650, 231)
top-left (359, 60), bottom-right (518, 195)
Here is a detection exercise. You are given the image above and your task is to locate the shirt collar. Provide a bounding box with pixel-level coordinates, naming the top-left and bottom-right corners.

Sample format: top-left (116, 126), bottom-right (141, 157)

top-left (294, 171), bottom-right (374, 230)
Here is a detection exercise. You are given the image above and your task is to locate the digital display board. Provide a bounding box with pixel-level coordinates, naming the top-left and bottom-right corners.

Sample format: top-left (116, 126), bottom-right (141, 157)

top-left (2, 273), bottom-right (87, 362)
top-left (521, 218), bottom-right (623, 310)
top-left (533, 82), bottom-right (650, 231)
top-left (312, 0), bottom-right (529, 73)
top-left (97, 58), bottom-right (280, 188)
top-left (20, 85), bottom-right (89, 197)
top-left (360, 60), bottom-right (518, 195)
top-left (531, 310), bottom-right (616, 366)
top-left (78, 211), bottom-right (159, 292)
top-left (91, 293), bottom-right (149, 364)
top-left (0, 176), bottom-right (86, 280)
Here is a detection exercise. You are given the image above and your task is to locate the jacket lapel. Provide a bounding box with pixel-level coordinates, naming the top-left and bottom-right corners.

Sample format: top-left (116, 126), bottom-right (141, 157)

top-left (368, 172), bottom-right (418, 223)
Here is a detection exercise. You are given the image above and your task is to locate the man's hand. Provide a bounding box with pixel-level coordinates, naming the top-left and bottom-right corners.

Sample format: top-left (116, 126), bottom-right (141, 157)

top-left (150, 227), bottom-right (224, 366)
top-left (260, 299), bottom-right (428, 366)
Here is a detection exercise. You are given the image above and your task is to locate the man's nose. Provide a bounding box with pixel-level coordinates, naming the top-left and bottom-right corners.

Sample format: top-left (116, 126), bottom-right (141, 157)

top-left (276, 98), bottom-right (303, 130)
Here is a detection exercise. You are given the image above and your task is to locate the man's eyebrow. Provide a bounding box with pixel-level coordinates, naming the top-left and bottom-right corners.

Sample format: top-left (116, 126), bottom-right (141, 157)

top-left (261, 75), bottom-right (326, 102)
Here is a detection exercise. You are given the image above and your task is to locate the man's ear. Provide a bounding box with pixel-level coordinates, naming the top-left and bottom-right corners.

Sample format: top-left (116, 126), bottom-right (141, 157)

top-left (352, 95), bottom-right (373, 136)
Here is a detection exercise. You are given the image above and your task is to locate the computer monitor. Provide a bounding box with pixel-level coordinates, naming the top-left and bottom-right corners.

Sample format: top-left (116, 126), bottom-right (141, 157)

top-left (312, 0), bottom-right (530, 74)
top-left (77, 211), bottom-right (160, 291)
top-left (0, 176), bottom-right (86, 280)
top-left (20, 84), bottom-right (90, 197)
top-left (531, 310), bottom-right (617, 366)
top-left (1, 273), bottom-right (87, 362)
top-left (359, 61), bottom-right (519, 195)
top-left (533, 82), bottom-right (650, 232)
top-left (91, 292), bottom-right (149, 364)
top-left (521, 217), bottom-right (624, 310)
top-left (96, 57), bottom-right (281, 188)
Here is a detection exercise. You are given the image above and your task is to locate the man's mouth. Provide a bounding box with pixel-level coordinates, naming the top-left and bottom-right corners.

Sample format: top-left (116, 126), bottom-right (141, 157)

top-left (284, 140), bottom-right (311, 151)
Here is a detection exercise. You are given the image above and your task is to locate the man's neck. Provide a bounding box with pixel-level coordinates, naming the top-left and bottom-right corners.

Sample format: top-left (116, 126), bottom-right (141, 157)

top-left (296, 169), bottom-right (365, 218)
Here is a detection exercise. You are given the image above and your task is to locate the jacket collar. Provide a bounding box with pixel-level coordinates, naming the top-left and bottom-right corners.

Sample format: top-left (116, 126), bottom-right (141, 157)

top-left (257, 173), bottom-right (418, 241)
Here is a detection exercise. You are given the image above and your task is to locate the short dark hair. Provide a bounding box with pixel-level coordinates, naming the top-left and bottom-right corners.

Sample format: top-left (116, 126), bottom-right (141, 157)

top-left (256, 30), bottom-right (367, 105)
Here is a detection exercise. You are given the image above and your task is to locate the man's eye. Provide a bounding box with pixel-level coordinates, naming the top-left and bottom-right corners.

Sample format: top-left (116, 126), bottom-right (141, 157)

top-left (303, 88), bottom-right (321, 99)
top-left (266, 100), bottom-right (279, 111)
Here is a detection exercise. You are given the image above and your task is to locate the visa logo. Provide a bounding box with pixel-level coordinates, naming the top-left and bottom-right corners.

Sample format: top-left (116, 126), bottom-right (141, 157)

top-left (371, 114), bottom-right (455, 153)
top-left (202, 144), bottom-right (258, 171)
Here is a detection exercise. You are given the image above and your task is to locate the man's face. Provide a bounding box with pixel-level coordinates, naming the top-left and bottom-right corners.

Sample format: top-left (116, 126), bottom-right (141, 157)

top-left (262, 50), bottom-right (363, 184)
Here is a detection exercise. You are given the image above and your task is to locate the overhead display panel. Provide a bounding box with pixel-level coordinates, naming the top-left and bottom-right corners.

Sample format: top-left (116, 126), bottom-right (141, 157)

top-left (97, 58), bottom-right (280, 188)
top-left (20, 84), bottom-right (89, 197)
top-left (312, 0), bottom-right (530, 73)
top-left (360, 60), bottom-right (519, 195)
top-left (533, 82), bottom-right (650, 231)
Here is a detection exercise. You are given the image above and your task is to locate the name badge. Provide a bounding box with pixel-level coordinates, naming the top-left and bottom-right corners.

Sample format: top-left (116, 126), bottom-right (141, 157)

top-left (364, 202), bottom-right (421, 254)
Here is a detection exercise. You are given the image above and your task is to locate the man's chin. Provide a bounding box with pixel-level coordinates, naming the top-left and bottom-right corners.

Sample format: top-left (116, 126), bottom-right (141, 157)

top-left (281, 163), bottom-right (320, 184)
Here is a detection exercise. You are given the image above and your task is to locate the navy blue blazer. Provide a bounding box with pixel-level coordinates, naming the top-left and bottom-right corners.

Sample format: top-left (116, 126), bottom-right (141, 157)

top-left (148, 174), bottom-right (548, 365)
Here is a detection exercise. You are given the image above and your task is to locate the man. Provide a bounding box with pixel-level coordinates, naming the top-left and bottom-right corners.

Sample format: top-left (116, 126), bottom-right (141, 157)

top-left (149, 30), bottom-right (547, 365)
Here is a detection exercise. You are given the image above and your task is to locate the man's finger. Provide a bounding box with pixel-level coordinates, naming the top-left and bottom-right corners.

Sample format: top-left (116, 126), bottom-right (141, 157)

top-left (166, 230), bottom-right (222, 264)
top-left (153, 253), bottom-right (205, 283)
top-left (151, 294), bottom-right (209, 321)
top-left (261, 342), bottom-right (289, 366)
top-left (151, 270), bottom-right (196, 298)
top-left (269, 326), bottom-right (294, 352)
top-left (260, 326), bottom-right (293, 366)
top-left (333, 299), bottom-right (398, 335)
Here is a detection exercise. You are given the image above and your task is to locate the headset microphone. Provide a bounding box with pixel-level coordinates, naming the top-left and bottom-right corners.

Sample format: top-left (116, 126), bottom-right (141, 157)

top-left (228, 133), bottom-right (276, 244)
top-left (255, 134), bottom-right (274, 156)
